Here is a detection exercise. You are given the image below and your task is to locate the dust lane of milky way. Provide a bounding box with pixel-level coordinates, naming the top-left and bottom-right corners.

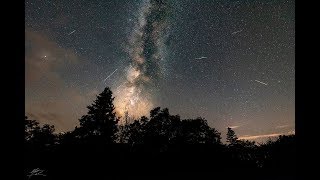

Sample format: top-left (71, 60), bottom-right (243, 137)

top-left (113, 0), bottom-right (172, 122)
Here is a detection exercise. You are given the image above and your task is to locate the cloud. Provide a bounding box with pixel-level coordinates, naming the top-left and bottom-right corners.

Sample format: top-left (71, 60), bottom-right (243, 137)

top-left (228, 125), bottom-right (240, 129)
top-left (25, 29), bottom-right (91, 132)
top-left (26, 112), bottom-right (65, 127)
top-left (25, 91), bottom-right (88, 132)
top-left (239, 133), bottom-right (283, 140)
top-left (287, 130), bottom-right (295, 134)
top-left (25, 29), bottom-right (78, 84)
top-left (275, 124), bottom-right (290, 129)
top-left (239, 130), bottom-right (295, 141)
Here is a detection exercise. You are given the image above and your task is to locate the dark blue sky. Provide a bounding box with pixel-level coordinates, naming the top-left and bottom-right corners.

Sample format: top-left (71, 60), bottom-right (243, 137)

top-left (25, 0), bottom-right (295, 142)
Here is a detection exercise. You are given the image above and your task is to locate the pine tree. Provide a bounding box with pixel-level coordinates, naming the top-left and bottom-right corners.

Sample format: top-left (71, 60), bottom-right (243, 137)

top-left (226, 127), bottom-right (238, 145)
top-left (78, 87), bottom-right (119, 144)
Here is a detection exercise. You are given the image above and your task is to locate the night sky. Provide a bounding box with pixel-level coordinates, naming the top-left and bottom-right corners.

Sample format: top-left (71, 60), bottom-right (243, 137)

top-left (25, 0), bottom-right (295, 142)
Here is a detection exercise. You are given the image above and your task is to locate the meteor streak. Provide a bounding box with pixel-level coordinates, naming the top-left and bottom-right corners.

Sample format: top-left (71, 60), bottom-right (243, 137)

top-left (232, 29), bottom-right (243, 35)
top-left (195, 56), bottom-right (207, 60)
top-left (255, 80), bottom-right (268, 85)
top-left (68, 30), bottom-right (76, 35)
top-left (103, 69), bottom-right (118, 82)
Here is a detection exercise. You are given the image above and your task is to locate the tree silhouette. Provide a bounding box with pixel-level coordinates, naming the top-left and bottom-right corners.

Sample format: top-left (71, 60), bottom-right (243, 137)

top-left (258, 134), bottom-right (295, 169)
top-left (174, 117), bottom-right (221, 144)
top-left (127, 116), bottom-right (149, 144)
top-left (24, 87), bottom-right (296, 179)
top-left (25, 116), bottom-right (56, 148)
top-left (226, 127), bottom-right (238, 145)
top-left (77, 87), bottom-right (119, 144)
top-left (121, 107), bottom-right (222, 148)
top-left (142, 107), bottom-right (172, 148)
top-left (25, 116), bottom-right (40, 142)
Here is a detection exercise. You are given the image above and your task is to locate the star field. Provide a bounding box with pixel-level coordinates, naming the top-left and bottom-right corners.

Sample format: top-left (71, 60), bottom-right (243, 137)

top-left (25, 0), bottom-right (295, 142)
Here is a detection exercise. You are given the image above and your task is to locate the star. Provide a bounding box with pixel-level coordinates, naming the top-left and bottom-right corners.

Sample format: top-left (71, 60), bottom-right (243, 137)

top-left (25, 0), bottom-right (295, 143)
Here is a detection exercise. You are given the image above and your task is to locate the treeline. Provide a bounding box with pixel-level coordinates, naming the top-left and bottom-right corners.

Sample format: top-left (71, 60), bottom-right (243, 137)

top-left (24, 87), bottom-right (296, 179)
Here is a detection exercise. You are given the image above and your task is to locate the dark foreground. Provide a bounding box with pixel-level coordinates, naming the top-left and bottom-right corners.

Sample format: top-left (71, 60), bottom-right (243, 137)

top-left (24, 143), bottom-right (296, 180)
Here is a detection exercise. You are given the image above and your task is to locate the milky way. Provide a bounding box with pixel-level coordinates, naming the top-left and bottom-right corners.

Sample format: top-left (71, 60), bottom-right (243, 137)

top-left (25, 0), bottom-right (294, 142)
top-left (114, 0), bottom-right (172, 121)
